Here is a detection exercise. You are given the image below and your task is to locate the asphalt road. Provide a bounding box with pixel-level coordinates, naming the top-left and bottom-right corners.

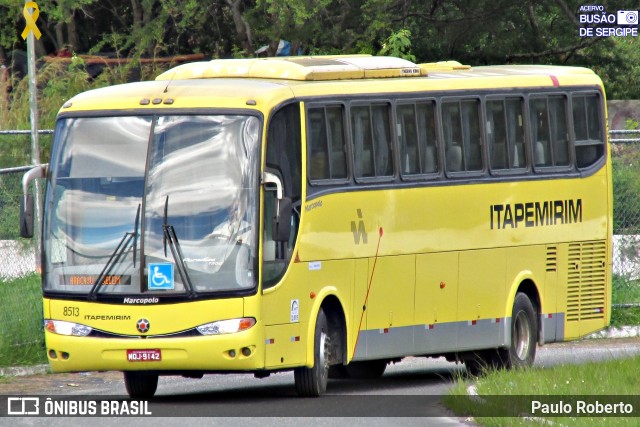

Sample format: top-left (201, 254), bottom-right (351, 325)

top-left (1, 337), bottom-right (640, 426)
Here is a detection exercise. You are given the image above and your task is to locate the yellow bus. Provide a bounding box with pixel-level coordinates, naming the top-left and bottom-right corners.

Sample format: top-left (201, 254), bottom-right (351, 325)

top-left (20, 55), bottom-right (611, 398)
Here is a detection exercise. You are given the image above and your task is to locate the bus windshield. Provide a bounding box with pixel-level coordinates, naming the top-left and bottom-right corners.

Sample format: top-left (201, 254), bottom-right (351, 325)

top-left (43, 114), bottom-right (261, 298)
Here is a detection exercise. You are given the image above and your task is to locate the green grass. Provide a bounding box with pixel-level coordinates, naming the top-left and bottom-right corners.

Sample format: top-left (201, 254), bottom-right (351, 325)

top-left (444, 356), bottom-right (640, 426)
top-left (0, 273), bottom-right (47, 367)
top-left (612, 275), bottom-right (640, 305)
top-left (610, 275), bottom-right (640, 327)
top-left (611, 305), bottom-right (640, 327)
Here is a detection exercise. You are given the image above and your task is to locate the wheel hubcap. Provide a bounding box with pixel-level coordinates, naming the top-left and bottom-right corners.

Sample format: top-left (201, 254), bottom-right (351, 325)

top-left (319, 331), bottom-right (329, 380)
top-left (513, 311), bottom-right (531, 360)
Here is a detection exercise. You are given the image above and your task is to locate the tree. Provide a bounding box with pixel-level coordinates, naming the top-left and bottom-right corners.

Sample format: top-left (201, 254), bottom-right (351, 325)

top-left (0, 0), bottom-right (639, 99)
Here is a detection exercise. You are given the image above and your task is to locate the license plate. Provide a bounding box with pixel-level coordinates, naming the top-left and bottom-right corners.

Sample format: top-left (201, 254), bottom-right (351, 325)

top-left (126, 349), bottom-right (161, 362)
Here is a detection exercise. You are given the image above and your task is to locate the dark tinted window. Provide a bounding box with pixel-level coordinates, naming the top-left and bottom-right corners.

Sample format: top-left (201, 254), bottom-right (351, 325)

top-left (487, 98), bottom-right (526, 170)
top-left (308, 105), bottom-right (348, 181)
top-left (351, 104), bottom-right (393, 179)
top-left (442, 99), bottom-right (482, 173)
top-left (572, 94), bottom-right (605, 169)
top-left (530, 96), bottom-right (569, 168)
top-left (397, 101), bottom-right (438, 176)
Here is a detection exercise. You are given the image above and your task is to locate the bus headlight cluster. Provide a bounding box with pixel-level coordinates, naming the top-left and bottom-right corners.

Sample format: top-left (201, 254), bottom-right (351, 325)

top-left (44, 320), bottom-right (92, 336)
top-left (196, 318), bottom-right (256, 335)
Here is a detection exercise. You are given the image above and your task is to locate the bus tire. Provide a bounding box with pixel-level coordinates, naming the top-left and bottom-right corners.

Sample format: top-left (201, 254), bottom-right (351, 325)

top-left (345, 360), bottom-right (387, 379)
top-left (499, 292), bottom-right (537, 369)
top-left (124, 371), bottom-right (159, 398)
top-left (464, 351), bottom-right (494, 377)
top-left (294, 309), bottom-right (330, 397)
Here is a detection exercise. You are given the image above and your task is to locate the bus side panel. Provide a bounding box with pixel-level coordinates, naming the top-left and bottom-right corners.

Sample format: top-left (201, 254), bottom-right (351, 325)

top-left (457, 249), bottom-right (506, 351)
top-left (352, 255), bottom-right (415, 360)
top-left (264, 322), bottom-right (305, 368)
top-left (414, 252), bottom-right (459, 354)
top-left (351, 258), bottom-right (369, 361)
top-left (262, 259), bottom-right (354, 367)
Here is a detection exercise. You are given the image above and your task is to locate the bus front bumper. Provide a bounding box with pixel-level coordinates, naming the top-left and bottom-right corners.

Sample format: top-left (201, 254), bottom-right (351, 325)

top-left (45, 328), bottom-right (265, 373)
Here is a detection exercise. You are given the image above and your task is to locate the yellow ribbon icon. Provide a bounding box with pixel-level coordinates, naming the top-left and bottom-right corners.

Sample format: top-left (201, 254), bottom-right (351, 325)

top-left (21, 2), bottom-right (42, 40)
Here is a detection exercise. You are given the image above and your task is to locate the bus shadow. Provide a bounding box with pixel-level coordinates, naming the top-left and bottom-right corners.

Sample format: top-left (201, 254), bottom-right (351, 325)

top-left (152, 364), bottom-right (463, 402)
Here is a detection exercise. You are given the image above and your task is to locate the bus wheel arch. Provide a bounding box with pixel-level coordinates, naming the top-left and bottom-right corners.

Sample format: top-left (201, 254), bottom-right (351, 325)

top-left (499, 280), bottom-right (540, 369)
top-left (295, 294), bottom-right (347, 396)
top-left (514, 279), bottom-right (542, 342)
top-left (465, 279), bottom-right (541, 376)
top-left (320, 295), bottom-right (347, 367)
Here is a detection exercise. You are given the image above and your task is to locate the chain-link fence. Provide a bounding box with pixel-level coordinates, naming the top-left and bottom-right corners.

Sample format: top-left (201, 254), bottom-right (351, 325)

top-left (0, 129), bottom-right (639, 365)
top-left (610, 129), bottom-right (640, 307)
top-left (0, 163), bottom-right (43, 366)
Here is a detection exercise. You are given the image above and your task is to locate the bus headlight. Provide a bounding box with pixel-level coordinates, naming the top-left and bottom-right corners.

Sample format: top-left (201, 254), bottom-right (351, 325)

top-left (44, 320), bottom-right (92, 337)
top-left (196, 318), bottom-right (256, 335)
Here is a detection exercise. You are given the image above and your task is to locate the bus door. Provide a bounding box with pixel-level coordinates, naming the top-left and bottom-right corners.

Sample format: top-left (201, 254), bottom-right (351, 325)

top-left (261, 103), bottom-right (305, 368)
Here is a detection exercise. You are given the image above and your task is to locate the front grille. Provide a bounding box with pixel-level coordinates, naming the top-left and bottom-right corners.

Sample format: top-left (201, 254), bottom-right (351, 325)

top-left (88, 328), bottom-right (202, 339)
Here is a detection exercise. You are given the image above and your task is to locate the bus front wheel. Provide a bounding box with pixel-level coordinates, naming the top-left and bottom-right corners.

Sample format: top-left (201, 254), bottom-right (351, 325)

top-left (124, 371), bottom-right (159, 398)
top-left (294, 309), bottom-right (330, 397)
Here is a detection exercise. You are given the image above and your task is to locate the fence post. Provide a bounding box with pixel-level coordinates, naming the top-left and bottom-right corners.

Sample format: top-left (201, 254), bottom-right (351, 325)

top-left (26, 7), bottom-right (42, 269)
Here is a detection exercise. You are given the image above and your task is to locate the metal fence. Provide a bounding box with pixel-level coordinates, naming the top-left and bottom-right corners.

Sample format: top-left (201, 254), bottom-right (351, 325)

top-left (1, 128), bottom-right (640, 283)
top-left (0, 129), bottom-right (638, 365)
top-left (1, 128), bottom-right (640, 280)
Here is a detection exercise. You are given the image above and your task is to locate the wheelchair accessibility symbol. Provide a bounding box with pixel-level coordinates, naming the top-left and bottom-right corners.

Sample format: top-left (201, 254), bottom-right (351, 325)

top-left (148, 263), bottom-right (174, 290)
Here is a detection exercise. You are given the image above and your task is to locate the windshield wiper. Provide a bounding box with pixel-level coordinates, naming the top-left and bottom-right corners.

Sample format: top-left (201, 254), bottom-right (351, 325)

top-left (88, 204), bottom-right (140, 300)
top-left (162, 195), bottom-right (197, 298)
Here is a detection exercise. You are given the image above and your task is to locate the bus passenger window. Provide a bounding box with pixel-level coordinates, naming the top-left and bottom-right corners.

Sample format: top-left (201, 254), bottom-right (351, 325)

top-left (326, 106), bottom-right (348, 179)
top-left (308, 106), bottom-right (348, 182)
top-left (443, 100), bottom-right (481, 173)
top-left (506, 99), bottom-right (526, 168)
top-left (530, 98), bottom-right (552, 167)
top-left (371, 104), bottom-right (393, 176)
top-left (308, 109), bottom-right (329, 180)
top-left (487, 101), bottom-right (508, 169)
top-left (416, 102), bottom-right (438, 174)
top-left (549, 96), bottom-right (569, 166)
top-left (573, 94), bottom-right (604, 169)
top-left (530, 96), bottom-right (569, 168)
top-left (443, 102), bottom-right (463, 172)
top-left (461, 100), bottom-right (482, 171)
top-left (487, 98), bottom-right (525, 171)
top-left (352, 104), bottom-right (393, 179)
top-left (397, 104), bottom-right (419, 174)
top-left (351, 106), bottom-right (374, 178)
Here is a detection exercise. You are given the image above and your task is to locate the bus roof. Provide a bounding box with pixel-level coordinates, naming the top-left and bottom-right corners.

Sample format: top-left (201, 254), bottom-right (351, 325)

top-left (59, 56), bottom-right (603, 114)
top-left (155, 55), bottom-right (426, 81)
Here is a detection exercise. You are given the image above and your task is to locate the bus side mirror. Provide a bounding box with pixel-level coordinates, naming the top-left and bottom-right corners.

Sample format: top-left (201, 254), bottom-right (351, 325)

top-left (263, 171), bottom-right (292, 242)
top-left (272, 197), bottom-right (292, 242)
top-left (20, 164), bottom-right (46, 239)
top-left (20, 195), bottom-right (35, 238)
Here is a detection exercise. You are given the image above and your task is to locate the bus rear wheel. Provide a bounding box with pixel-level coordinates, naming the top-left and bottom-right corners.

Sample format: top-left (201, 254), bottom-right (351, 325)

top-left (124, 371), bottom-right (159, 398)
top-left (464, 293), bottom-right (537, 376)
top-left (294, 309), bottom-right (330, 397)
top-left (498, 292), bottom-right (537, 369)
